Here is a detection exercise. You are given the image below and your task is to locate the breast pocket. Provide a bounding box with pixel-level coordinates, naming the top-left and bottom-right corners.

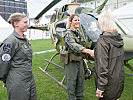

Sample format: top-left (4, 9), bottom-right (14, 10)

top-left (20, 44), bottom-right (32, 58)
top-left (14, 43), bottom-right (32, 61)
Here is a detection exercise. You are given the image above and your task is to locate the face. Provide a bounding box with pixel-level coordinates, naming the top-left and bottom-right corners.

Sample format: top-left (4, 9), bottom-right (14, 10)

top-left (70, 16), bottom-right (80, 29)
top-left (15, 17), bottom-right (29, 33)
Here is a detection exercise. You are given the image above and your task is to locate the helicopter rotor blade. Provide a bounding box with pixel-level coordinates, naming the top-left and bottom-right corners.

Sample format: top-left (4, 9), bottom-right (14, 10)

top-left (35, 0), bottom-right (62, 19)
top-left (96, 0), bottom-right (108, 14)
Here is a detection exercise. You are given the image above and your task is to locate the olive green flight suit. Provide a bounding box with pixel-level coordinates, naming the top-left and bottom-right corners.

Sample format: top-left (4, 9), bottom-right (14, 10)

top-left (64, 27), bottom-right (85, 100)
top-left (0, 31), bottom-right (37, 100)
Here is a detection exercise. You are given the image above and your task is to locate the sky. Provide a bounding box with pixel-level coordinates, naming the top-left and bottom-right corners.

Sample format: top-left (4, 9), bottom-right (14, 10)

top-left (27, 0), bottom-right (70, 18)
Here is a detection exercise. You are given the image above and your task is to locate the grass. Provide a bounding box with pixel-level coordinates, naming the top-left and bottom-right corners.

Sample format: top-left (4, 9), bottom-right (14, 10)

top-left (30, 39), bottom-right (55, 52)
top-left (0, 39), bottom-right (133, 100)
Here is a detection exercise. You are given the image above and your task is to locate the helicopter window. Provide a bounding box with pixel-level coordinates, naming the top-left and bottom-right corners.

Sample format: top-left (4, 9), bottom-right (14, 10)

top-left (79, 13), bottom-right (102, 42)
top-left (62, 5), bottom-right (68, 12)
top-left (75, 7), bottom-right (84, 14)
top-left (75, 7), bottom-right (93, 14)
top-left (61, 12), bottom-right (70, 19)
top-left (55, 22), bottom-right (67, 37)
top-left (56, 22), bottom-right (66, 28)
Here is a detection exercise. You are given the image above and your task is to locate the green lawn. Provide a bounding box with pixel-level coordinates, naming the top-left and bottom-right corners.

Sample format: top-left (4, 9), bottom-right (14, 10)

top-left (0, 39), bottom-right (133, 100)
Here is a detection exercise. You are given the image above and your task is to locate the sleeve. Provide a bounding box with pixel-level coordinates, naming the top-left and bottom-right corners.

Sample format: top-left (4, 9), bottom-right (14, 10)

top-left (65, 32), bottom-right (85, 54)
top-left (0, 42), bottom-right (14, 83)
top-left (95, 39), bottom-right (109, 91)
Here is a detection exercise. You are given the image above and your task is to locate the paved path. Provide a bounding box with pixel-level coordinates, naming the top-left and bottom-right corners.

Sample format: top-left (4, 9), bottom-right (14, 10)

top-left (33, 49), bottom-right (56, 55)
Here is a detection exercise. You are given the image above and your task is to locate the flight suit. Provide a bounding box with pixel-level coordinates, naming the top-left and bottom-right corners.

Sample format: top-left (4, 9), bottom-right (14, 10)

top-left (0, 31), bottom-right (37, 100)
top-left (64, 27), bottom-right (85, 100)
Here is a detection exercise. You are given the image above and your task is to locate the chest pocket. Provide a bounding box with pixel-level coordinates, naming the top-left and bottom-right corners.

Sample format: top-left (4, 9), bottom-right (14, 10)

top-left (21, 43), bottom-right (32, 58)
top-left (14, 43), bottom-right (32, 60)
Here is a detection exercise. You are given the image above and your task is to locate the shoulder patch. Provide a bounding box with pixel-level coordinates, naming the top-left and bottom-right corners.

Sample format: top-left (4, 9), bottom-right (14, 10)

top-left (3, 44), bottom-right (11, 52)
top-left (67, 38), bottom-right (71, 42)
top-left (2, 54), bottom-right (11, 61)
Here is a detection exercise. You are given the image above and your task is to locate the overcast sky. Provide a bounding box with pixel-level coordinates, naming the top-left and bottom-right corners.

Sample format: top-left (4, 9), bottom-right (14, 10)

top-left (27, 0), bottom-right (69, 18)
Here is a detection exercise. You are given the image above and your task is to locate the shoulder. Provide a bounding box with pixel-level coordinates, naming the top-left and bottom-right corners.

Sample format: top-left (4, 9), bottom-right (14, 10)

top-left (2, 33), bottom-right (17, 48)
top-left (65, 29), bottom-right (73, 37)
top-left (97, 35), bottom-right (109, 47)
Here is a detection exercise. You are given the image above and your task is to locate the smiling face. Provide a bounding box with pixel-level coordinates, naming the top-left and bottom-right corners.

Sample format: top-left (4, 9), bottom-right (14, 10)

top-left (70, 15), bottom-right (80, 31)
top-left (14, 17), bottom-right (29, 33)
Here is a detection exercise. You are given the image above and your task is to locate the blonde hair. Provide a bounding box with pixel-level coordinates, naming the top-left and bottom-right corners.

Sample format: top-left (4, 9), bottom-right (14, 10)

top-left (8, 13), bottom-right (26, 27)
top-left (98, 10), bottom-right (117, 32)
top-left (66, 19), bottom-right (71, 29)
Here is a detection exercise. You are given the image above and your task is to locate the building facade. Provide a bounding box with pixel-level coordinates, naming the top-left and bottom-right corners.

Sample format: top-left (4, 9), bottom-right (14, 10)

top-left (0, 0), bottom-right (27, 21)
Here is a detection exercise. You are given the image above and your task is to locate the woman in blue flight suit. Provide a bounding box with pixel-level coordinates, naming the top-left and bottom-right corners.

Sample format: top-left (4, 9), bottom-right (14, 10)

top-left (0, 13), bottom-right (37, 100)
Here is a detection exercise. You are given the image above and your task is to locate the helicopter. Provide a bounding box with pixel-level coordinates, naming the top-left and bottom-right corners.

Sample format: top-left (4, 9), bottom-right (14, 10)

top-left (30, 0), bottom-right (133, 88)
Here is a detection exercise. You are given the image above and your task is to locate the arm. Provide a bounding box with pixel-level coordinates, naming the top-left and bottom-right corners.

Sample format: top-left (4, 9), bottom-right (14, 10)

top-left (65, 32), bottom-right (94, 57)
top-left (0, 42), bottom-right (14, 85)
top-left (82, 49), bottom-right (94, 58)
top-left (95, 39), bottom-right (109, 92)
top-left (65, 32), bottom-right (85, 54)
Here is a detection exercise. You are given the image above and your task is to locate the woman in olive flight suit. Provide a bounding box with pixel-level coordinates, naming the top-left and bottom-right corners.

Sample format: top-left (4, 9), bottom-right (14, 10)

top-left (0, 13), bottom-right (37, 100)
top-left (64, 14), bottom-right (94, 100)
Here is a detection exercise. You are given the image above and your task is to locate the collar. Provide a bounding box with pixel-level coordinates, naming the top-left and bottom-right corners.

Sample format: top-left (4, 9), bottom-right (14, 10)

top-left (12, 30), bottom-right (26, 40)
top-left (69, 27), bottom-right (81, 37)
top-left (70, 27), bottom-right (79, 32)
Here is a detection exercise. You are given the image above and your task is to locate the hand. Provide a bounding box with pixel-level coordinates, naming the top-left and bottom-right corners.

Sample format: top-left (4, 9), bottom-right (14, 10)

top-left (88, 49), bottom-right (94, 58)
top-left (3, 83), bottom-right (6, 87)
top-left (82, 49), bottom-right (94, 58)
top-left (96, 90), bottom-right (103, 98)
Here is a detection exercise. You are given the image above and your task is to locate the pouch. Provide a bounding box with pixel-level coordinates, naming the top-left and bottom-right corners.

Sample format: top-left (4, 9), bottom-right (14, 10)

top-left (60, 51), bottom-right (68, 64)
top-left (69, 53), bottom-right (82, 62)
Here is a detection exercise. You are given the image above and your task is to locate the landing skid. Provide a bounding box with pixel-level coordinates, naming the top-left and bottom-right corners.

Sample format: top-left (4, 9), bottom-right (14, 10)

top-left (39, 52), bottom-right (67, 89)
top-left (124, 60), bottom-right (133, 72)
top-left (39, 53), bottom-right (133, 89)
top-left (124, 60), bottom-right (133, 76)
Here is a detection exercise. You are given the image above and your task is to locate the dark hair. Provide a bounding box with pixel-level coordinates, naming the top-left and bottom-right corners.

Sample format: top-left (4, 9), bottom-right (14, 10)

top-left (69, 14), bottom-right (79, 22)
top-left (66, 14), bottom-right (79, 29)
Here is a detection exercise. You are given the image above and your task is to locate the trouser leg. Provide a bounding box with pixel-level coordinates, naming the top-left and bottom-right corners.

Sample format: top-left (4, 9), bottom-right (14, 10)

top-left (7, 78), bottom-right (37, 100)
top-left (76, 61), bottom-right (84, 100)
top-left (8, 84), bottom-right (29, 100)
top-left (65, 61), bottom-right (84, 100)
top-left (99, 98), bottom-right (119, 100)
top-left (66, 79), bottom-right (76, 100)
top-left (65, 62), bottom-right (78, 100)
top-left (29, 78), bottom-right (37, 100)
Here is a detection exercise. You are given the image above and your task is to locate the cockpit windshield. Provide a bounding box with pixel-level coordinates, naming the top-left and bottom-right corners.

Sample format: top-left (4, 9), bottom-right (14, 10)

top-left (79, 13), bottom-right (101, 42)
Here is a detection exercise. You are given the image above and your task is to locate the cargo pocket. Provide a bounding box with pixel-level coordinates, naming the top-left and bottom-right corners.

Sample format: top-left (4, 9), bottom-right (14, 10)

top-left (60, 51), bottom-right (68, 64)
